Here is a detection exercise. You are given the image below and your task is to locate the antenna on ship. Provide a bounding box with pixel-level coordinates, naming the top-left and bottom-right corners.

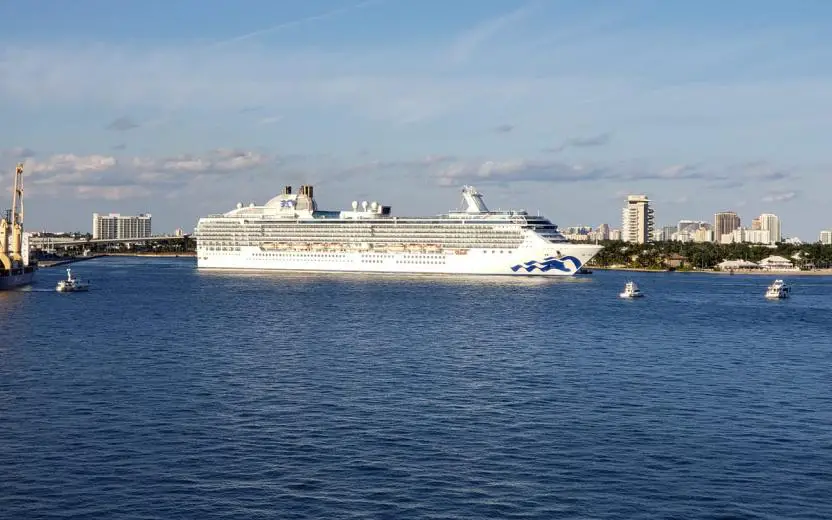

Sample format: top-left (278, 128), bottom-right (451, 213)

top-left (12, 162), bottom-right (23, 225)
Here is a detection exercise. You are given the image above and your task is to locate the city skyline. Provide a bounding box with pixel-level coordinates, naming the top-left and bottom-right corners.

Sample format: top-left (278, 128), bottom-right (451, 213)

top-left (1, 0), bottom-right (831, 236)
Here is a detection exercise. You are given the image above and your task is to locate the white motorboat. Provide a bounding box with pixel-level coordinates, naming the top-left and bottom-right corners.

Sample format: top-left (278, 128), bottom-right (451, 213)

top-left (619, 281), bottom-right (644, 298)
top-left (764, 279), bottom-right (789, 299)
top-left (55, 268), bottom-right (90, 292)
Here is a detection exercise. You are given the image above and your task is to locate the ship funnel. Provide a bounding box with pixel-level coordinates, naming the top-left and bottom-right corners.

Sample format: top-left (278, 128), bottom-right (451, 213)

top-left (283, 185), bottom-right (292, 195)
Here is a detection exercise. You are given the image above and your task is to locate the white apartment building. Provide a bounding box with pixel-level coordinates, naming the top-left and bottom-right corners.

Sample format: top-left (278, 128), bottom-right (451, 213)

top-left (722, 228), bottom-right (773, 245)
top-left (718, 213), bottom-right (782, 245)
top-left (621, 195), bottom-right (654, 244)
top-left (820, 230), bottom-right (832, 245)
top-left (92, 213), bottom-right (152, 240)
top-left (758, 213), bottom-right (781, 244)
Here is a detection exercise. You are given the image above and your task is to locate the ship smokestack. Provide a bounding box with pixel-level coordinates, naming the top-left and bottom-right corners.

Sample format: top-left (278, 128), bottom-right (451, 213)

top-left (283, 185), bottom-right (292, 195)
top-left (307, 185), bottom-right (314, 199)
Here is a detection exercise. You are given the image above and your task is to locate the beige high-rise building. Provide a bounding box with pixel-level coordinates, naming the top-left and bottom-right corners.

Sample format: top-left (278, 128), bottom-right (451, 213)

top-left (758, 213), bottom-right (781, 244)
top-left (751, 218), bottom-right (761, 230)
top-left (714, 211), bottom-right (741, 242)
top-left (621, 195), bottom-right (654, 244)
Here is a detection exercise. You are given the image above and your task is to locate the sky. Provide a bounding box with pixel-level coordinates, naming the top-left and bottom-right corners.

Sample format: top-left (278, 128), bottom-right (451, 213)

top-left (0, 0), bottom-right (830, 238)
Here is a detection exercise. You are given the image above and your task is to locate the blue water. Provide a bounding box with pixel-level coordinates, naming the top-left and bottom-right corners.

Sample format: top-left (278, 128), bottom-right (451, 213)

top-left (2, 257), bottom-right (831, 519)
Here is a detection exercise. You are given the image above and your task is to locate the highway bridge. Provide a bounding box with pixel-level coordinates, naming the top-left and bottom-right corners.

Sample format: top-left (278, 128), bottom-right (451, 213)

top-left (30, 235), bottom-right (193, 254)
top-left (32, 235), bottom-right (191, 247)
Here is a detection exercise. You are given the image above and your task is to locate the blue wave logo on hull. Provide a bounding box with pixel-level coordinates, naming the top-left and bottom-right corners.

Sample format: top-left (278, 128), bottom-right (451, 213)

top-left (510, 255), bottom-right (583, 273)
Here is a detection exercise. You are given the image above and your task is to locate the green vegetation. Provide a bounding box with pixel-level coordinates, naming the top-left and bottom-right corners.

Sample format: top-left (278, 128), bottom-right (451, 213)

top-left (588, 241), bottom-right (832, 270)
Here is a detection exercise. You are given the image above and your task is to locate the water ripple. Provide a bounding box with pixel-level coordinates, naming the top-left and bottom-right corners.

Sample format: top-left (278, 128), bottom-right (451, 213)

top-left (1, 259), bottom-right (831, 519)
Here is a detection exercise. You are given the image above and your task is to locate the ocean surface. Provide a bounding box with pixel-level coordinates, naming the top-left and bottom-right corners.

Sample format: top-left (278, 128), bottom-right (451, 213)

top-left (1, 257), bottom-right (831, 519)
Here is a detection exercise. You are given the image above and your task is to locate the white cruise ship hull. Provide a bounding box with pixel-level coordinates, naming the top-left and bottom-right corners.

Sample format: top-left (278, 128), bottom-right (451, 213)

top-left (197, 244), bottom-right (602, 276)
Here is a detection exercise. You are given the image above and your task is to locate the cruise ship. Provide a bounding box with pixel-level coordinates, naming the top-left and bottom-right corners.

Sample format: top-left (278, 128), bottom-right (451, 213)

top-left (195, 185), bottom-right (603, 276)
top-left (0, 163), bottom-right (36, 290)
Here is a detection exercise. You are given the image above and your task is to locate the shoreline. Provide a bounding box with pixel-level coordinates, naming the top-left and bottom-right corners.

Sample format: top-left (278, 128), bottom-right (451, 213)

top-left (38, 255), bottom-right (108, 268)
top-left (37, 252), bottom-right (195, 268)
top-left (592, 266), bottom-right (832, 276)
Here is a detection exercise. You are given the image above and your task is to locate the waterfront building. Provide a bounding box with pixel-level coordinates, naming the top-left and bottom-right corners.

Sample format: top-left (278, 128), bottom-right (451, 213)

top-left (758, 213), bottom-right (781, 244)
top-left (92, 213), bottom-right (152, 240)
top-left (714, 212), bottom-right (741, 242)
top-left (621, 195), bottom-right (654, 244)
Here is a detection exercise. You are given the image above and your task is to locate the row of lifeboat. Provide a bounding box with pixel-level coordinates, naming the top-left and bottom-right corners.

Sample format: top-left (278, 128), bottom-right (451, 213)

top-left (260, 242), bottom-right (468, 255)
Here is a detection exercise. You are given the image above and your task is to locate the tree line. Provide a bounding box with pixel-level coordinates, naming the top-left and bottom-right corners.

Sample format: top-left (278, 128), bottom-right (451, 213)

top-left (587, 240), bottom-right (832, 270)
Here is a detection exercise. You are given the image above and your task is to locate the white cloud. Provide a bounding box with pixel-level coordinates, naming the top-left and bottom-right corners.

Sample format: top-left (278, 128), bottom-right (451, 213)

top-left (0, 147), bottom-right (36, 159)
top-left (20, 149), bottom-right (270, 201)
top-left (1, 34), bottom-right (829, 131)
top-left (435, 159), bottom-right (603, 185)
top-left (259, 115), bottom-right (283, 125)
top-left (761, 191), bottom-right (797, 203)
top-left (208, 0), bottom-right (385, 49)
top-left (1, 4), bottom-right (829, 236)
top-left (447, 4), bottom-right (535, 64)
top-left (75, 185), bottom-right (152, 200)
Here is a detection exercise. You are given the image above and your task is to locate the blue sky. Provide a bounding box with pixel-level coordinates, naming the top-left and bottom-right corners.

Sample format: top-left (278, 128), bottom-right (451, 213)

top-left (0, 0), bottom-right (830, 238)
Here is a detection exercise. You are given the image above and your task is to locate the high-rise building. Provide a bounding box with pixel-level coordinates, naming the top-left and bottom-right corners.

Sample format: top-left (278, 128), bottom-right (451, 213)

top-left (751, 218), bottom-right (761, 230)
top-left (714, 211), bottom-right (741, 242)
top-left (595, 223), bottom-right (610, 240)
top-left (92, 213), bottom-right (152, 240)
top-left (621, 195), bottom-right (654, 244)
top-left (660, 225), bottom-right (676, 241)
top-left (677, 220), bottom-right (707, 233)
top-left (758, 213), bottom-right (781, 244)
top-left (820, 230), bottom-right (832, 245)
